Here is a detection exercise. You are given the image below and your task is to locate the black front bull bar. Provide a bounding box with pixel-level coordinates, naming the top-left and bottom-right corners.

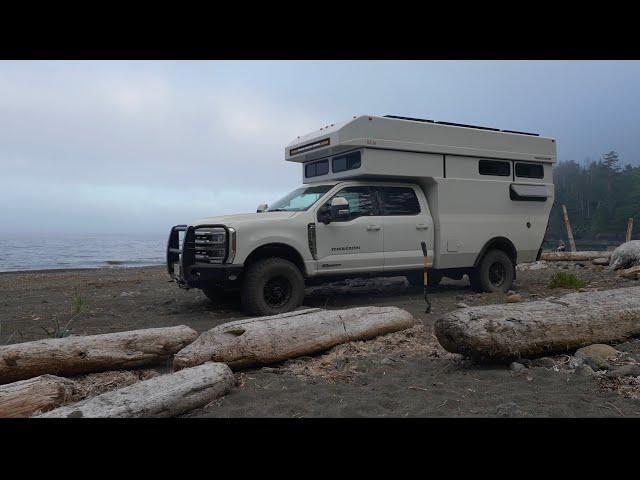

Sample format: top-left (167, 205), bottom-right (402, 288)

top-left (166, 224), bottom-right (241, 288)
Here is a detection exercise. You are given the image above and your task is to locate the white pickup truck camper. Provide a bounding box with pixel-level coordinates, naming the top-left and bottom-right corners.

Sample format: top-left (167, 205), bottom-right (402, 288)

top-left (168, 115), bottom-right (555, 316)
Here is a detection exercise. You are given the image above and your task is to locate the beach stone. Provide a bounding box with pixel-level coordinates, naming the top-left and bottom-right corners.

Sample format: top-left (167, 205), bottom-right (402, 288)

top-left (574, 364), bottom-right (594, 377)
top-left (532, 357), bottom-right (556, 369)
top-left (510, 361), bottom-right (526, 372)
top-left (456, 302), bottom-right (469, 309)
top-left (609, 240), bottom-right (640, 270)
top-left (506, 294), bottom-right (523, 303)
top-left (592, 257), bottom-right (609, 266)
top-left (605, 364), bottom-right (640, 378)
top-left (575, 344), bottom-right (621, 370)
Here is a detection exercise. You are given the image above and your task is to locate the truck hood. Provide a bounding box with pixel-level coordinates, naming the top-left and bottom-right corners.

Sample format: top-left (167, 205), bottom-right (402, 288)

top-left (191, 211), bottom-right (297, 227)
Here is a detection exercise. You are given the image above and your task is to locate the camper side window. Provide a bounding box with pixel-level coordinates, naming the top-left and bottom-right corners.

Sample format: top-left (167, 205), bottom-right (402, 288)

top-left (332, 151), bottom-right (361, 173)
top-left (478, 159), bottom-right (511, 177)
top-left (515, 162), bottom-right (544, 179)
top-left (305, 160), bottom-right (329, 178)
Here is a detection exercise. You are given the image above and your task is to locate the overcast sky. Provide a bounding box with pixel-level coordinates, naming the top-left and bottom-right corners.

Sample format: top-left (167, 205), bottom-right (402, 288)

top-left (2, 60), bottom-right (640, 235)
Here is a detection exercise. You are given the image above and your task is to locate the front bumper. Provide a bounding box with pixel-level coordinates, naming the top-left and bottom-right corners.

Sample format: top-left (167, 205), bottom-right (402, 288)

top-left (167, 224), bottom-right (242, 288)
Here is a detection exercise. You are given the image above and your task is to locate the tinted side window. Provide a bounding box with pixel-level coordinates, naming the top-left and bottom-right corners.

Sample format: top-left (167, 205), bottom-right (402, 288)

top-left (377, 187), bottom-right (421, 216)
top-left (325, 186), bottom-right (376, 221)
top-left (479, 159), bottom-right (511, 177)
top-left (332, 151), bottom-right (362, 173)
top-left (305, 160), bottom-right (329, 178)
top-left (515, 162), bottom-right (544, 179)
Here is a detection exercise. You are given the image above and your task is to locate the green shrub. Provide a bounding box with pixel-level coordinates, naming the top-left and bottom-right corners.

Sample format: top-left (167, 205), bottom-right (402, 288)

top-left (548, 272), bottom-right (588, 289)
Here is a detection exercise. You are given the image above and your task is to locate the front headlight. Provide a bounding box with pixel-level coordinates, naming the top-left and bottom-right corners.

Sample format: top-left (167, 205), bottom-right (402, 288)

top-left (194, 227), bottom-right (227, 264)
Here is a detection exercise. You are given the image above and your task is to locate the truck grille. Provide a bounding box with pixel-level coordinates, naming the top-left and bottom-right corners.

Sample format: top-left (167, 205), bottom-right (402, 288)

top-left (194, 227), bottom-right (227, 264)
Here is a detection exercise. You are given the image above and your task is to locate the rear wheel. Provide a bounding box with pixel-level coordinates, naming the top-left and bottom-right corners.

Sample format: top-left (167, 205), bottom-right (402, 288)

top-left (469, 249), bottom-right (514, 293)
top-left (241, 257), bottom-right (305, 316)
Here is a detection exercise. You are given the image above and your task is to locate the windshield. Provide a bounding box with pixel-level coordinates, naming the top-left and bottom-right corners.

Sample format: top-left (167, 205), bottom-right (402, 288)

top-left (268, 185), bottom-right (335, 212)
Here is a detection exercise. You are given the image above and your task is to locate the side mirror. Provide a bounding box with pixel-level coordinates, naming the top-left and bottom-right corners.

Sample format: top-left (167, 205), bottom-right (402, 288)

top-left (330, 197), bottom-right (350, 221)
top-left (257, 203), bottom-right (268, 213)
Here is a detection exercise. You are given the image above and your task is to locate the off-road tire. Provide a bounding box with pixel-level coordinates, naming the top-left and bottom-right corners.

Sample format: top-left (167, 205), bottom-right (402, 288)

top-left (406, 270), bottom-right (442, 287)
top-left (240, 257), bottom-right (305, 316)
top-left (469, 249), bottom-right (514, 293)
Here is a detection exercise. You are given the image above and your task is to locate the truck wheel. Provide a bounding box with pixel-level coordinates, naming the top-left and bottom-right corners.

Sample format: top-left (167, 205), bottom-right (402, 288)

top-left (407, 270), bottom-right (442, 287)
top-left (469, 249), bottom-right (514, 293)
top-left (241, 257), bottom-right (305, 316)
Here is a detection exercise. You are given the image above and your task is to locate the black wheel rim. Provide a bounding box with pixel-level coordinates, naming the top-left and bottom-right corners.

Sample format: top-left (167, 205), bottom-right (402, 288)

top-left (488, 262), bottom-right (506, 287)
top-left (263, 275), bottom-right (292, 308)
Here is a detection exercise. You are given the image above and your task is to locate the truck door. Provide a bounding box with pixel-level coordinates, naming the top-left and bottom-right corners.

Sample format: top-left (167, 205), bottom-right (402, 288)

top-left (314, 185), bottom-right (384, 274)
top-left (375, 185), bottom-right (434, 271)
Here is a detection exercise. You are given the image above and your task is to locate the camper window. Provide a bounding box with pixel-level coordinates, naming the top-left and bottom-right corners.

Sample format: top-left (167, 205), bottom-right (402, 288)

top-left (479, 159), bottom-right (511, 177)
top-left (515, 162), bottom-right (544, 179)
top-left (305, 160), bottom-right (329, 178)
top-left (332, 151), bottom-right (362, 173)
top-left (377, 187), bottom-right (421, 216)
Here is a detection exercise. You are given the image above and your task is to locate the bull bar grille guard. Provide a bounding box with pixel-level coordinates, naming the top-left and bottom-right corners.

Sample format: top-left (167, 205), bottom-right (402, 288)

top-left (167, 224), bottom-right (236, 287)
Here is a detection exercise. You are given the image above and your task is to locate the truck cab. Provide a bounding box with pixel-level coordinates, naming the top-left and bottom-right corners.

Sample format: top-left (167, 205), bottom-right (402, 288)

top-left (168, 115), bottom-right (555, 316)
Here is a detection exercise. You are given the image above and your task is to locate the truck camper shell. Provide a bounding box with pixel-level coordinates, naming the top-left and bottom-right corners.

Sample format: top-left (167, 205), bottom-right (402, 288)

top-left (286, 115), bottom-right (555, 183)
top-left (286, 114), bottom-right (556, 270)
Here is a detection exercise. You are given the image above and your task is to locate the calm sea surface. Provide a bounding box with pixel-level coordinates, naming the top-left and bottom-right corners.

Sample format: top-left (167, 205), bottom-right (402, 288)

top-left (0, 233), bottom-right (167, 272)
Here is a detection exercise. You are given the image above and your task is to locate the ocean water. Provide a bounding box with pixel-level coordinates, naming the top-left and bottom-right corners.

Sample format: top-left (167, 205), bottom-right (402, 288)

top-left (0, 233), bottom-right (167, 272)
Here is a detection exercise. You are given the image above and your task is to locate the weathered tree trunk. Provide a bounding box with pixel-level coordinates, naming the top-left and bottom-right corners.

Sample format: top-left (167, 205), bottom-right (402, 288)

top-left (0, 375), bottom-right (78, 418)
top-left (0, 326), bottom-right (197, 384)
top-left (562, 204), bottom-right (577, 252)
top-left (174, 306), bottom-right (416, 371)
top-left (37, 362), bottom-right (234, 418)
top-left (435, 286), bottom-right (640, 360)
top-left (540, 251), bottom-right (611, 261)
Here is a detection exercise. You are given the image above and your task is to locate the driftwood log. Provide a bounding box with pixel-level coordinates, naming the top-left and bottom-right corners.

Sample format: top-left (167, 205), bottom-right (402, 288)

top-left (174, 306), bottom-right (416, 371)
top-left (435, 286), bottom-right (640, 360)
top-left (0, 326), bottom-right (197, 384)
top-left (38, 362), bottom-right (234, 418)
top-left (0, 375), bottom-right (78, 418)
top-left (540, 251), bottom-right (611, 261)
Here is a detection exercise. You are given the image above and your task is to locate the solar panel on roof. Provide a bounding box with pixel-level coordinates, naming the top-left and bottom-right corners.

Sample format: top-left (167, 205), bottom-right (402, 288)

top-left (383, 115), bottom-right (540, 136)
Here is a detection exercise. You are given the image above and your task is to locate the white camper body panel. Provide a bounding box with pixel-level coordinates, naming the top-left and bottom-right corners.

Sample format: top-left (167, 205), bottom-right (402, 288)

top-left (287, 115), bottom-right (555, 270)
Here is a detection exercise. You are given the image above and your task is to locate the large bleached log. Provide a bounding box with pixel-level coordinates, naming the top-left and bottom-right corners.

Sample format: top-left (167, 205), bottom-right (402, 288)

top-left (435, 286), bottom-right (640, 360)
top-left (0, 375), bottom-right (78, 418)
top-left (38, 362), bottom-right (234, 418)
top-left (0, 326), bottom-right (198, 384)
top-left (174, 306), bottom-right (416, 370)
top-left (540, 251), bottom-right (611, 261)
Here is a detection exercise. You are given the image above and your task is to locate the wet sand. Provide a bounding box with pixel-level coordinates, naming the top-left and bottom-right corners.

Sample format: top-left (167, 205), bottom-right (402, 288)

top-left (1, 263), bottom-right (639, 417)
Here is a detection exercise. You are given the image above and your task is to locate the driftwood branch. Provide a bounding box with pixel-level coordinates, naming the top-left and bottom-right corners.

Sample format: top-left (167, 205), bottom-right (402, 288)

top-left (174, 306), bottom-right (416, 371)
top-left (0, 326), bottom-right (197, 384)
top-left (434, 286), bottom-right (640, 360)
top-left (37, 362), bottom-right (234, 418)
top-left (0, 375), bottom-right (78, 418)
top-left (540, 251), bottom-right (611, 261)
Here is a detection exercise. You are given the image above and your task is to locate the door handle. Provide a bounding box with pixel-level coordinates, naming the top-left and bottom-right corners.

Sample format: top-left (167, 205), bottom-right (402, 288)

top-left (366, 225), bottom-right (381, 231)
top-left (416, 224), bottom-right (429, 230)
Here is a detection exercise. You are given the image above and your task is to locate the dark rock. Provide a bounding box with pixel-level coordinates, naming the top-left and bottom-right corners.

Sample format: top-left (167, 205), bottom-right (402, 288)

top-left (532, 357), bottom-right (556, 369)
top-left (574, 365), bottom-right (594, 377)
top-left (510, 362), bottom-right (526, 372)
top-left (605, 365), bottom-right (640, 378)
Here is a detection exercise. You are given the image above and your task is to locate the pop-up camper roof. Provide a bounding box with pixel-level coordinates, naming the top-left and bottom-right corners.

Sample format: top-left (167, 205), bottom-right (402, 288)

top-left (285, 115), bottom-right (556, 164)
